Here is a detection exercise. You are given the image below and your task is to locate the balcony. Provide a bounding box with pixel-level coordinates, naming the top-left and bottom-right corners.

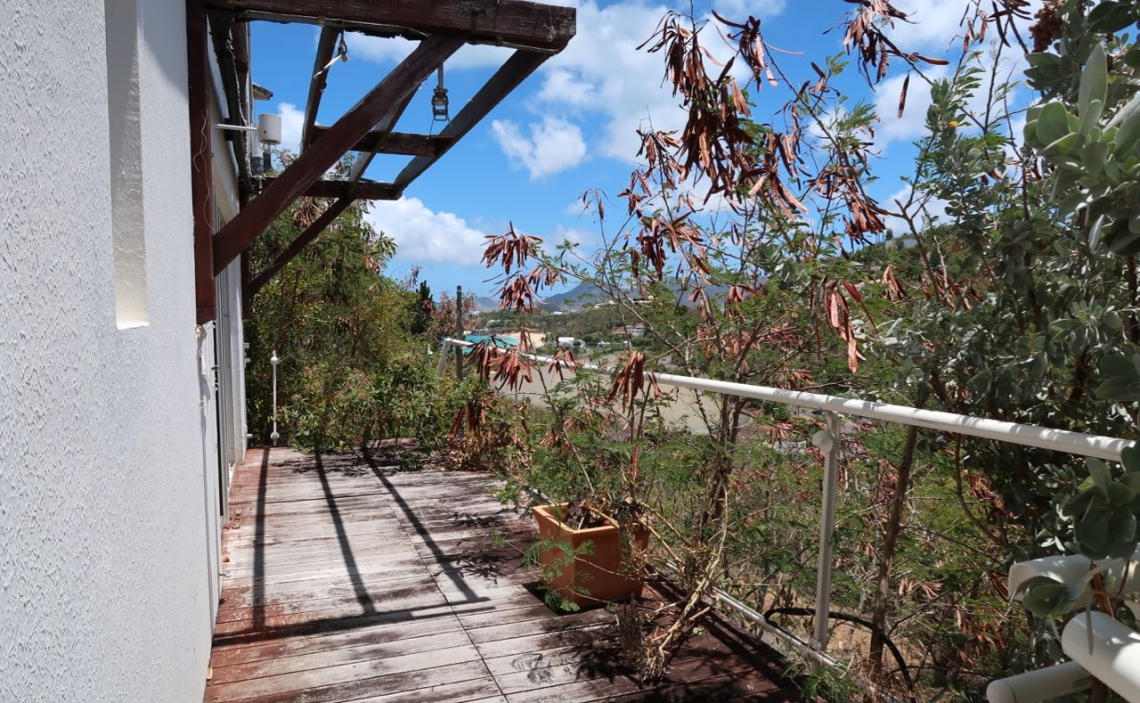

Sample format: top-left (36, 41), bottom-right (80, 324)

top-left (204, 447), bottom-right (801, 702)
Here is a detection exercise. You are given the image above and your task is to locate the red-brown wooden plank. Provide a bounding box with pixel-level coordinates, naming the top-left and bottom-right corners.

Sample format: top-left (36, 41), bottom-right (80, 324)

top-left (302, 27), bottom-right (339, 151)
top-left (205, 0), bottom-right (576, 52)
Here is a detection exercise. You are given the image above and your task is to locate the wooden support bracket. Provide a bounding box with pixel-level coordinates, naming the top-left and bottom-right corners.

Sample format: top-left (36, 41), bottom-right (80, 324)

top-left (258, 179), bottom-right (398, 200)
top-left (393, 49), bottom-right (551, 193)
top-left (211, 32), bottom-right (464, 274)
top-left (309, 129), bottom-right (453, 157)
top-left (248, 196), bottom-right (355, 296)
top-left (302, 27), bottom-right (338, 151)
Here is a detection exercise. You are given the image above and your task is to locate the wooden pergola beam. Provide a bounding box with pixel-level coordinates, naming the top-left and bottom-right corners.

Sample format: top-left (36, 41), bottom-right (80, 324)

top-left (212, 32), bottom-right (464, 274)
top-left (248, 196), bottom-right (355, 296)
top-left (309, 128), bottom-right (453, 157)
top-left (344, 87), bottom-right (418, 183)
top-left (259, 179), bottom-right (398, 200)
top-left (206, 0), bottom-right (576, 52)
top-left (302, 27), bottom-right (338, 151)
top-left (187, 0), bottom-right (216, 323)
top-left (393, 49), bottom-right (551, 193)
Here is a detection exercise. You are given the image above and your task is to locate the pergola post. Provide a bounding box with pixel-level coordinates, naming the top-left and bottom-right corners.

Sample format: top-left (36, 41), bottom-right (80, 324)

top-left (187, 0), bottom-right (216, 324)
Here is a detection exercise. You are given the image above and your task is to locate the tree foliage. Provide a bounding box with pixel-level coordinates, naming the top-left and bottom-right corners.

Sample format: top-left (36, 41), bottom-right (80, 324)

top-left (470, 0), bottom-right (1140, 697)
top-left (244, 157), bottom-right (462, 452)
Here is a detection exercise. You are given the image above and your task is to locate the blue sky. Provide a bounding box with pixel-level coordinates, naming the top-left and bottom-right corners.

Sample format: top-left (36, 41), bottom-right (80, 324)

top-left (248, 0), bottom-right (1036, 299)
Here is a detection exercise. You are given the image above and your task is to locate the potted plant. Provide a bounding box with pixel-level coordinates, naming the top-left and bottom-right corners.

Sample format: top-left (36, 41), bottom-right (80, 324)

top-left (531, 498), bottom-right (648, 608)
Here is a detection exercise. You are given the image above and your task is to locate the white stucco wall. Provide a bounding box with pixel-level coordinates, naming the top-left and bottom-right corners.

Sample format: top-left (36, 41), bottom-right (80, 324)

top-left (0, 1), bottom-right (221, 700)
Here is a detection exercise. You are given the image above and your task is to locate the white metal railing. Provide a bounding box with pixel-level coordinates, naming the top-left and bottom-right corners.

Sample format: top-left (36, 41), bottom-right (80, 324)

top-left (438, 336), bottom-right (1135, 698)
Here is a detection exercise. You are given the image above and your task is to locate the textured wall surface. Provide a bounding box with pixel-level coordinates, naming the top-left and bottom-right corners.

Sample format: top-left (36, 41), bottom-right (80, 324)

top-left (0, 1), bottom-right (216, 700)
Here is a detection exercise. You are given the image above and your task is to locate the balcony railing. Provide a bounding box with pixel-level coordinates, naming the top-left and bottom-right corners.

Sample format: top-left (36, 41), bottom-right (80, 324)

top-left (438, 337), bottom-right (1139, 702)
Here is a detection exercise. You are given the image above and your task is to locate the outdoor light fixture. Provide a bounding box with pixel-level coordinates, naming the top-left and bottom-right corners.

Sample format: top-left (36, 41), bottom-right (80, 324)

top-left (217, 114), bottom-right (281, 172)
top-left (431, 65), bottom-right (449, 122)
top-left (270, 351), bottom-right (281, 445)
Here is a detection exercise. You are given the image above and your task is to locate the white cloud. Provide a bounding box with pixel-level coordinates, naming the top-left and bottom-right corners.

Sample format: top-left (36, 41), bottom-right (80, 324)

top-left (882, 182), bottom-right (948, 236)
top-left (885, 0), bottom-right (977, 51)
top-left (551, 225), bottom-right (597, 247)
top-left (873, 68), bottom-right (949, 147)
top-left (491, 116), bottom-right (588, 179)
top-left (531, 1), bottom-right (771, 163)
top-left (886, 0), bottom-right (1041, 53)
top-left (276, 102), bottom-right (304, 152)
top-left (871, 46), bottom-right (1031, 149)
top-left (534, 1), bottom-right (682, 161)
top-left (711, 0), bottom-right (786, 19)
top-left (864, 0), bottom-right (1039, 149)
top-left (565, 198), bottom-right (591, 217)
top-left (364, 197), bottom-right (489, 265)
top-left (344, 33), bottom-right (512, 70)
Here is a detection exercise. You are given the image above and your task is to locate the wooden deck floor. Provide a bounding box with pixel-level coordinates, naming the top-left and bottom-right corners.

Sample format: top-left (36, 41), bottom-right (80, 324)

top-left (204, 447), bottom-right (800, 703)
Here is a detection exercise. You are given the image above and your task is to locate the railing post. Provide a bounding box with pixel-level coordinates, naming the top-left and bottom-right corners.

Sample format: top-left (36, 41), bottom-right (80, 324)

top-left (811, 411), bottom-right (841, 653)
top-left (436, 339), bottom-right (451, 378)
top-left (455, 286), bottom-right (464, 382)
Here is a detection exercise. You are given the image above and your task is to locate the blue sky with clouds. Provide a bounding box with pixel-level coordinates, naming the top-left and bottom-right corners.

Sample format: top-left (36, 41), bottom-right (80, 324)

top-left (248, 0), bottom-right (1037, 299)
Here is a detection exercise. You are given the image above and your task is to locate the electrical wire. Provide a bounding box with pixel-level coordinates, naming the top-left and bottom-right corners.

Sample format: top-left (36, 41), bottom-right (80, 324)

top-left (763, 606), bottom-right (918, 703)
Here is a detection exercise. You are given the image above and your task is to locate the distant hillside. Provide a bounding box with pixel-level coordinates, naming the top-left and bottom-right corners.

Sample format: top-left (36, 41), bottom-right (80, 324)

top-left (471, 295), bottom-right (501, 313)
top-left (472, 280), bottom-right (743, 314)
top-left (539, 281), bottom-right (738, 311)
top-left (539, 283), bottom-right (607, 310)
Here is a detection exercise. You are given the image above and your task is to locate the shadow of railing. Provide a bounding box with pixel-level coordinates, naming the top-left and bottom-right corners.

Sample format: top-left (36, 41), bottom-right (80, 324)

top-left (313, 451), bottom-right (376, 615)
top-left (224, 447), bottom-right (493, 648)
top-left (362, 452), bottom-right (481, 602)
top-left (252, 446), bottom-right (270, 631)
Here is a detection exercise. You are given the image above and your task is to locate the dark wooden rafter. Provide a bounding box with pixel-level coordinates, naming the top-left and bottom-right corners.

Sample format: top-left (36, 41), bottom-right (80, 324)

top-left (212, 32), bottom-right (465, 274)
top-left (248, 196), bottom-right (355, 296)
top-left (260, 178), bottom-right (398, 200)
top-left (310, 128), bottom-right (452, 157)
top-left (302, 27), bottom-right (339, 151)
top-left (345, 90), bottom-right (416, 183)
top-left (205, 0), bottom-right (576, 52)
top-left (188, 0), bottom-right (216, 324)
top-left (393, 49), bottom-right (551, 193)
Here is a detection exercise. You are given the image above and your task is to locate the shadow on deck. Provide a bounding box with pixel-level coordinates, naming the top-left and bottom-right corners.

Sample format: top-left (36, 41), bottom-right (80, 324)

top-left (204, 447), bottom-right (800, 702)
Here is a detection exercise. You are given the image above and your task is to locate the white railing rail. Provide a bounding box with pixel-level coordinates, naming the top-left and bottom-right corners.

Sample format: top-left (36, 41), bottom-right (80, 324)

top-left (437, 336), bottom-right (1134, 694)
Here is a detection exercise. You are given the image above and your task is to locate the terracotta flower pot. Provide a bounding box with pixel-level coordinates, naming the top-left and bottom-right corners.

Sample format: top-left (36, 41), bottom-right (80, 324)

top-left (531, 503), bottom-right (647, 608)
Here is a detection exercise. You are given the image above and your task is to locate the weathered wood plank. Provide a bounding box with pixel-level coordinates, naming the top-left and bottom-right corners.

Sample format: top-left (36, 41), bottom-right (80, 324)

top-left (310, 127), bottom-right (453, 156)
top-left (205, 0), bottom-right (576, 52)
top-left (351, 677), bottom-right (504, 703)
top-left (302, 27), bottom-right (339, 151)
top-left (215, 576), bottom-right (441, 622)
top-left (254, 178), bottom-right (398, 201)
top-left (206, 658), bottom-right (491, 703)
top-left (210, 613), bottom-right (464, 663)
top-left (206, 449), bottom-right (797, 702)
top-left (210, 628), bottom-right (477, 685)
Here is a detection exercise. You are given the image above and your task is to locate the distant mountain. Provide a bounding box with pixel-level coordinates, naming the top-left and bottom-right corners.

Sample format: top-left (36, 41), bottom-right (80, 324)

top-left (471, 295), bottom-right (502, 313)
top-left (471, 280), bottom-right (743, 314)
top-left (539, 281), bottom-right (735, 311)
top-left (539, 283), bottom-right (607, 310)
